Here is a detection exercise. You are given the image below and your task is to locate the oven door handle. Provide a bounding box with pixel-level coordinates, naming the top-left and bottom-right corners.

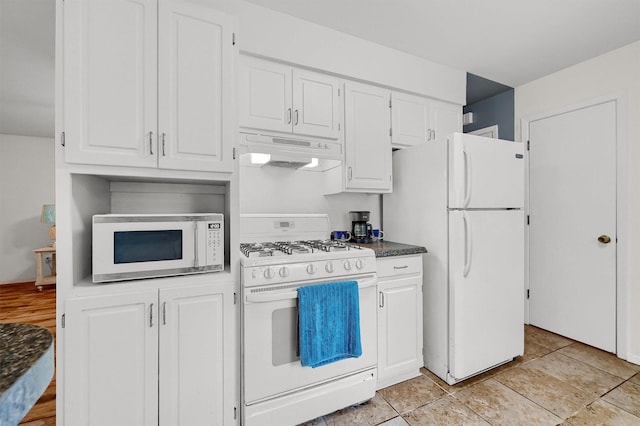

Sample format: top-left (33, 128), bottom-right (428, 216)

top-left (245, 276), bottom-right (377, 303)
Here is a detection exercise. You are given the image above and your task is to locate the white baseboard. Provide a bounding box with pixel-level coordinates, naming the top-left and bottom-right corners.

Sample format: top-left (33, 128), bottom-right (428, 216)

top-left (625, 352), bottom-right (640, 366)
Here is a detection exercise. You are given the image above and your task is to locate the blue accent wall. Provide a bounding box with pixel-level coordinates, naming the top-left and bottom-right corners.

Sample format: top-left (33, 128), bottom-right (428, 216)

top-left (463, 89), bottom-right (514, 141)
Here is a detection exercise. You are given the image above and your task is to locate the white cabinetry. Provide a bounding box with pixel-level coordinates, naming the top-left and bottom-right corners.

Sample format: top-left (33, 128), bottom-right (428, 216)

top-left (240, 56), bottom-right (342, 139)
top-left (64, 290), bottom-right (159, 426)
top-left (63, 0), bottom-right (234, 172)
top-left (376, 255), bottom-right (423, 389)
top-left (326, 82), bottom-right (391, 193)
top-left (64, 281), bottom-right (236, 426)
top-left (391, 92), bottom-right (462, 148)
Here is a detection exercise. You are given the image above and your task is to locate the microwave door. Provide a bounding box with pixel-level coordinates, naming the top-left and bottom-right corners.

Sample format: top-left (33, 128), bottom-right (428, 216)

top-left (93, 221), bottom-right (197, 281)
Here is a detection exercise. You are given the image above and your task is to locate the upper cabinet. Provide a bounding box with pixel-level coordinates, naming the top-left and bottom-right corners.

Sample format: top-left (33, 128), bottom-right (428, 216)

top-left (239, 56), bottom-right (342, 139)
top-left (391, 92), bottom-right (462, 148)
top-left (342, 82), bottom-right (392, 193)
top-left (62, 0), bottom-right (235, 173)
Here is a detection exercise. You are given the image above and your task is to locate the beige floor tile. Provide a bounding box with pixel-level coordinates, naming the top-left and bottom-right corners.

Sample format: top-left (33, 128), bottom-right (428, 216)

top-left (558, 342), bottom-right (640, 379)
top-left (602, 380), bottom-right (640, 417)
top-left (630, 373), bottom-right (640, 385)
top-left (525, 325), bottom-right (574, 351)
top-left (525, 351), bottom-right (624, 396)
top-left (378, 416), bottom-right (410, 426)
top-left (420, 358), bottom-right (520, 395)
top-left (403, 395), bottom-right (490, 426)
top-left (565, 399), bottom-right (640, 426)
top-left (379, 375), bottom-right (445, 414)
top-left (453, 379), bottom-right (562, 426)
top-left (324, 393), bottom-right (397, 426)
top-left (494, 364), bottom-right (596, 418)
top-left (522, 340), bottom-right (554, 362)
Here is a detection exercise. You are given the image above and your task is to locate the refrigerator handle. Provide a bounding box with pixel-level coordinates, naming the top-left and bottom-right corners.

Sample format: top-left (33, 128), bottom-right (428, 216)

top-left (463, 149), bottom-right (472, 208)
top-left (463, 211), bottom-right (473, 277)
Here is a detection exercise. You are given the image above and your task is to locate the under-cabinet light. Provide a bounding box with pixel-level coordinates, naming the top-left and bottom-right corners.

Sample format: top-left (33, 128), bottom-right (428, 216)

top-left (250, 153), bottom-right (271, 165)
top-left (302, 158), bottom-right (319, 168)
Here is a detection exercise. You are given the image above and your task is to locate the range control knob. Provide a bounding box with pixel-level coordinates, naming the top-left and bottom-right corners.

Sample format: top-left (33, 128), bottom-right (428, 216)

top-left (343, 260), bottom-right (352, 271)
top-left (264, 267), bottom-right (275, 279)
top-left (325, 261), bottom-right (335, 273)
top-left (279, 266), bottom-right (290, 278)
top-left (306, 264), bottom-right (317, 275)
top-left (355, 259), bottom-right (364, 270)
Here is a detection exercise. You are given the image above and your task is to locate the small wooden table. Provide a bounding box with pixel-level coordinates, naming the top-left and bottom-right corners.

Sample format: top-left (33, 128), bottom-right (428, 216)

top-left (33, 246), bottom-right (56, 291)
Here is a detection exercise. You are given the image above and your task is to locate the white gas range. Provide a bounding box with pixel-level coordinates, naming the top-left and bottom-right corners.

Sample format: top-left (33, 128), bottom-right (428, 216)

top-left (239, 214), bottom-right (378, 426)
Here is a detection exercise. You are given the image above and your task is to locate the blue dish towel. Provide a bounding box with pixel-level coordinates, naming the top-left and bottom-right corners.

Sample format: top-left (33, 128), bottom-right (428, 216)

top-left (298, 281), bottom-right (362, 368)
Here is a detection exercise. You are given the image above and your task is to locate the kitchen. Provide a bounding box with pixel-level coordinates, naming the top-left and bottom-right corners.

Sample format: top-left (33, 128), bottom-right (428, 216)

top-left (2, 0), bottom-right (640, 425)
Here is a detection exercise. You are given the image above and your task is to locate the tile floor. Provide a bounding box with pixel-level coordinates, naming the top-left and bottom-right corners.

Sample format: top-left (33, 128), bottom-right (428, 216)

top-left (303, 325), bottom-right (640, 425)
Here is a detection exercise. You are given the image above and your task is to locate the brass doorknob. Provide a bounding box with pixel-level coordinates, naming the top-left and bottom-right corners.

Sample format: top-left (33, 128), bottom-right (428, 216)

top-left (598, 235), bottom-right (611, 244)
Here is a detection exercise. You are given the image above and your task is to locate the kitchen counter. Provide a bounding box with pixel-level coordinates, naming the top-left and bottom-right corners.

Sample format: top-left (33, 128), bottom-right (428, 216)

top-left (0, 323), bottom-right (54, 425)
top-left (359, 240), bottom-right (427, 258)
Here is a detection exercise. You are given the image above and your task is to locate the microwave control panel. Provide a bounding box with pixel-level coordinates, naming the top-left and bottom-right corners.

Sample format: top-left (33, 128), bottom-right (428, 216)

top-left (205, 220), bottom-right (224, 267)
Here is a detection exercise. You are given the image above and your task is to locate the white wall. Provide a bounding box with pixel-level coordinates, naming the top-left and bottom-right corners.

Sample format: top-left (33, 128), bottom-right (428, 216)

top-left (206, 0), bottom-right (465, 104)
top-left (0, 134), bottom-right (55, 283)
top-left (515, 40), bottom-right (640, 363)
top-left (239, 165), bottom-right (381, 233)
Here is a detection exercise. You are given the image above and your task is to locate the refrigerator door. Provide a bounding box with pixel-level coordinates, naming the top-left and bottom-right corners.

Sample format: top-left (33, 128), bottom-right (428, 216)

top-left (448, 209), bottom-right (524, 383)
top-left (448, 133), bottom-right (524, 209)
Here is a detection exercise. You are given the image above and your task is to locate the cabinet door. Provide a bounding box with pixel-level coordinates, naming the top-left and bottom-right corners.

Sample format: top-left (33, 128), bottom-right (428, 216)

top-left (391, 92), bottom-right (429, 148)
top-left (239, 56), bottom-right (293, 134)
top-left (378, 275), bottom-right (423, 387)
top-left (344, 82), bottom-right (392, 192)
top-left (292, 69), bottom-right (342, 139)
top-left (63, 0), bottom-right (158, 168)
top-left (158, 1), bottom-right (235, 172)
top-left (430, 99), bottom-right (462, 141)
top-left (159, 283), bottom-right (236, 426)
top-left (64, 291), bottom-right (158, 426)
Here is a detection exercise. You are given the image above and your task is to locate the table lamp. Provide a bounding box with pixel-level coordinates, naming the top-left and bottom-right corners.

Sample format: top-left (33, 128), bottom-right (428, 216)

top-left (40, 204), bottom-right (56, 247)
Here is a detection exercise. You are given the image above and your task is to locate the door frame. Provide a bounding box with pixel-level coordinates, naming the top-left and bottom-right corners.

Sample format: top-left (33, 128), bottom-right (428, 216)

top-left (521, 92), bottom-right (628, 358)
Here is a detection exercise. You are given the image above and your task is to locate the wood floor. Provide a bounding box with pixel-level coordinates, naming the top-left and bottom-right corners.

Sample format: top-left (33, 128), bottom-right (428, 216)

top-left (0, 282), bottom-right (56, 425)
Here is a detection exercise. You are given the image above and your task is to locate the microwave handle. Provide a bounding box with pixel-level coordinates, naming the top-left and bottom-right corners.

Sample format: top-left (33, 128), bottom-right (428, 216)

top-left (193, 222), bottom-right (199, 268)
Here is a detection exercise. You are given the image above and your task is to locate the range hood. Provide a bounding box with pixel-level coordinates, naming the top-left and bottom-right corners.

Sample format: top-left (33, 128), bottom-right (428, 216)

top-left (239, 131), bottom-right (342, 171)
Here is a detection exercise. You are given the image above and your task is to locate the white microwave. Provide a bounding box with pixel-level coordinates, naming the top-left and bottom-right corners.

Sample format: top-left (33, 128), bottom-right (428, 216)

top-left (92, 213), bottom-right (224, 283)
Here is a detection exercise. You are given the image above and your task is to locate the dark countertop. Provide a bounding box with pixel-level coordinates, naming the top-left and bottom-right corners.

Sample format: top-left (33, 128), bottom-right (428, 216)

top-left (0, 323), bottom-right (54, 425)
top-left (359, 240), bottom-right (427, 258)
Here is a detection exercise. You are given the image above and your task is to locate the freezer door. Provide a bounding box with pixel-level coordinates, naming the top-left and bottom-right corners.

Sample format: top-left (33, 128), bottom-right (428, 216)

top-left (448, 210), bottom-right (524, 382)
top-left (448, 133), bottom-right (524, 209)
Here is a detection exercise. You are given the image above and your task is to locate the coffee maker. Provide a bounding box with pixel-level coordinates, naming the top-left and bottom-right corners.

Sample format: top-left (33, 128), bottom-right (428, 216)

top-left (349, 211), bottom-right (374, 243)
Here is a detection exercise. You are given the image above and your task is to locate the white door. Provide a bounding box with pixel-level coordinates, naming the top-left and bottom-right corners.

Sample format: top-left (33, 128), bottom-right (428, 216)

top-left (64, 291), bottom-right (158, 426)
top-left (344, 82), bottom-right (392, 192)
top-left (239, 57), bottom-right (292, 133)
top-left (449, 133), bottom-right (524, 209)
top-left (158, 1), bottom-right (234, 172)
top-left (528, 100), bottom-right (617, 352)
top-left (378, 275), bottom-right (423, 385)
top-left (391, 92), bottom-right (429, 148)
top-left (159, 283), bottom-right (235, 426)
top-left (292, 69), bottom-right (342, 139)
top-left (63, 0), bottom-right (157, 167)
top-left (448, 210), bottom-right (524, 382)
top-left (430, 99), bottom-right (462, 141)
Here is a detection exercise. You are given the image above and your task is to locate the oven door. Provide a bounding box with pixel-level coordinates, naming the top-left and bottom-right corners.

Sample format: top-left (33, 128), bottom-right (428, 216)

top-left (242, 274), bottom-right (377, 405)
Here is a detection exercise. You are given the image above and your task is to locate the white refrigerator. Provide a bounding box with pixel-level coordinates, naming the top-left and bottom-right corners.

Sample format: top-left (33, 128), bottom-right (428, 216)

top-left (383, 132), bottom-right (524, 385)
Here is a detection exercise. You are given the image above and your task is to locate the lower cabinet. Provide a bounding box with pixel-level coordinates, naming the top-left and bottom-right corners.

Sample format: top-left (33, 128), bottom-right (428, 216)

top-left (64, 282), bottom-right (236, 426)
top-left (376, 255), bottom-right (424, 389)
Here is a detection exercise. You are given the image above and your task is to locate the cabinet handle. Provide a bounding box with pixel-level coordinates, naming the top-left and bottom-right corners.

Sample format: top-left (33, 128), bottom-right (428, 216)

top-left (379, 291), bottom-right (385, 308)
top-left (149, 131), bottom-right (154, 155)
top-left (431, 129), bottom-right (436, 140)
top-left (287, 108), bottom-right (292, 124)
top-left (149, 303), bottom-right (154, 327)
top-left (162, 302), bottom-right (167, 325)
top-left (161, 133), bottom-right (166, 156)
top-left (393, 265), bottom-right (409, 270)
top-left (427, 128), bottom-right (432, 141)
top-left (294, 109), bottom-right (299, 125)
top-left (348, 166), bottom-right (353, 181)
